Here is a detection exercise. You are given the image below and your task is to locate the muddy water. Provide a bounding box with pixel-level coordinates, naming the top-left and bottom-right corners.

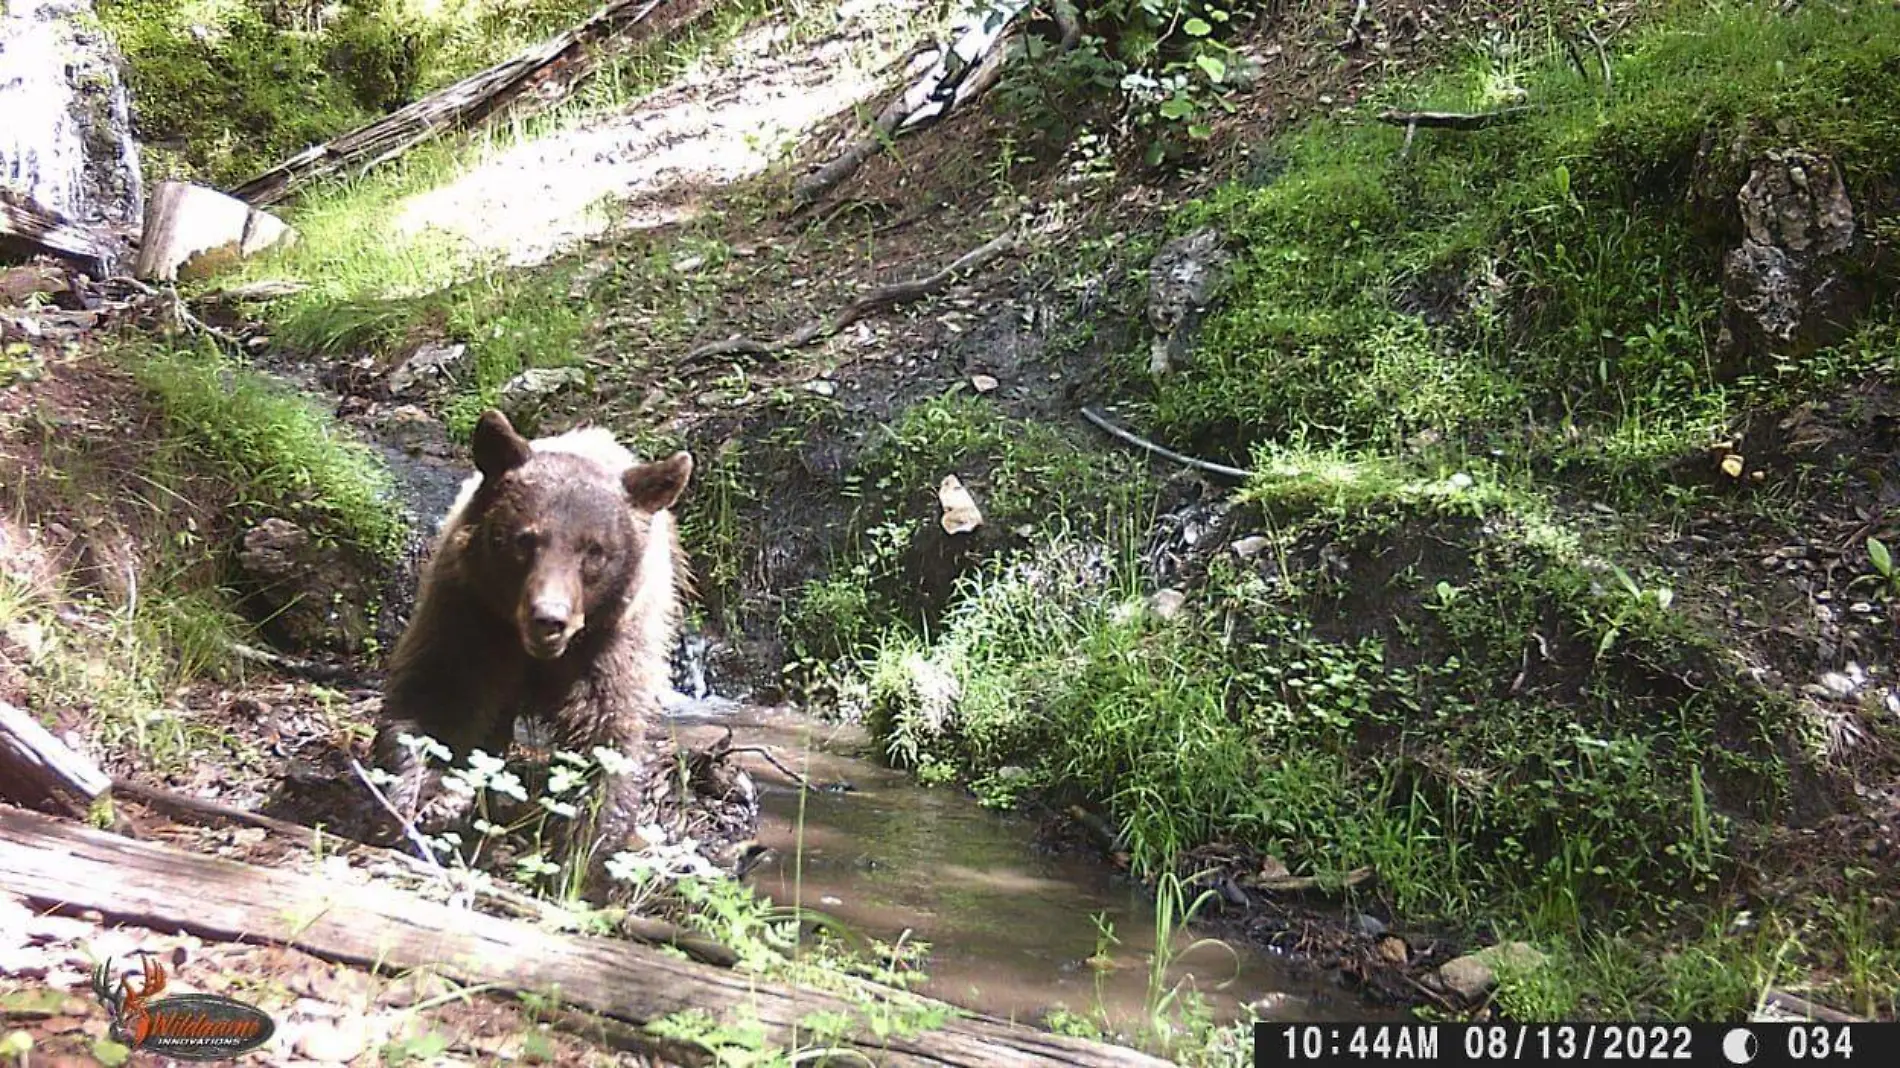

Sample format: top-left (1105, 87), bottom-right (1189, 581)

top-left (664, 700), bottom-right (1376, 1030)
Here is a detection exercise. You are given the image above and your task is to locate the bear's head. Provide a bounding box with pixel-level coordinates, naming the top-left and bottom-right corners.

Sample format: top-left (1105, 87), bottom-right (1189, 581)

top-left (464, 410), bottom-right (692, 661)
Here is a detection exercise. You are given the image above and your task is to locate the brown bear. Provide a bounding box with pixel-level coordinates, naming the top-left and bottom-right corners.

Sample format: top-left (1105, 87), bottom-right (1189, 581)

top-left (369, 408), bottom-right (693, 895)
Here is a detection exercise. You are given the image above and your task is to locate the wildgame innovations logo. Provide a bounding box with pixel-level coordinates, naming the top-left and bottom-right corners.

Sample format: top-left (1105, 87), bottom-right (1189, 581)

top-left (90, 955), bottom-right (275, 1061)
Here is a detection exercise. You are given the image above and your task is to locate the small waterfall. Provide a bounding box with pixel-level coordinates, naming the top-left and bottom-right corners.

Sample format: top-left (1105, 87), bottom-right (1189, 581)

top-left (1, 0), bottom-right (145, 257)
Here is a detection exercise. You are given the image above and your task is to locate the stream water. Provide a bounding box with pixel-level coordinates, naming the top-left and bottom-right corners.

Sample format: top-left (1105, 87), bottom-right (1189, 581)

top-left (664, 698), bottom-right (1376, 1031)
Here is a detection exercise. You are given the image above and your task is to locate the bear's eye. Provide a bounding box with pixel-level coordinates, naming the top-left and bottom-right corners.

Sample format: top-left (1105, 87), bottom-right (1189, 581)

top-left (512, 530), bottom-right (538, 555)
top-left (584, 542), bottom-right (606, 564)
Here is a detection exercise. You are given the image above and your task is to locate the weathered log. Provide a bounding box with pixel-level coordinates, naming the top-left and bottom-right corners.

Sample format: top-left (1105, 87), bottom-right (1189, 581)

top-left (228, 0), bottom-right (707, 208)
top-left (0, 701), bottom-right (110, 813)
top-left (133, 181), bottom-right (296, 282)
top-left (0, 188), bottom-right (110, 274)
top-left (0, 806), bottom-right (1170, 1068)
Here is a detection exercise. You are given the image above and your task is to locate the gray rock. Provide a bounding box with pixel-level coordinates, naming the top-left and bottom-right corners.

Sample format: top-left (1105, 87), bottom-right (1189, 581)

top-left (1437, 941), bottom-right (1548, 1001)
top-left (1148, 588), bottom-right (1187, 620)
top-left (1146, 227), bottom-right (1233, 376)
top-left (386, 341), bottom-right (468, 396)
top-left (1351, 912), bottom-right (1387, 938)
top-left (499, 365), bottom-right (589, 421)
top-left (1717, 150), bottom-right (1863, 369)
top-left (294, 1018), bottom-right (369, 1064)
top-left (1231, 535), bottom-right (1272, 560)
top-left (235, 518), bottom-right (378, 654)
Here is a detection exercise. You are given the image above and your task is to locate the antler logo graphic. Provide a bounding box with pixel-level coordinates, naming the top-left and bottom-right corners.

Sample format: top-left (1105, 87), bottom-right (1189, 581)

top-left (89, 954), bottom-right (276, 1060)
top-left (91, 955), bottom-right (166, 1047)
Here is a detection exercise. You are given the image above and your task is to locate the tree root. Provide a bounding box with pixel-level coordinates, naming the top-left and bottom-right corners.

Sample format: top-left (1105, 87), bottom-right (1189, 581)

top-left (683, 225), bottom-right (1020, 364)
top-left (1079, 406), bottom-right (1253, 481)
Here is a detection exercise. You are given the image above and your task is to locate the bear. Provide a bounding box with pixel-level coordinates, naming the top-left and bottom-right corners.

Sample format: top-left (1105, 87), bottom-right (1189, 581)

top-left (369, 408), bottom-right (693, 897)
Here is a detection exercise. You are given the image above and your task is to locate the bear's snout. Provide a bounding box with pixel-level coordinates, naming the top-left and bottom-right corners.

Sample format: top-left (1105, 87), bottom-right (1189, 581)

top-left (520, 589), bottom-right (583, 659)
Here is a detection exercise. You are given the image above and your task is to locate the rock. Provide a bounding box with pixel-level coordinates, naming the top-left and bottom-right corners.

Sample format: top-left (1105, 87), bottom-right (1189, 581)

top-left (0, 264), bottom-right (69, 305)
top-left (499, 365), bottom-right (589, 420)
top-left (375, 404), bottom-right (449, 457)
top-left (1146, 227), bottom-right (1233, 376)
top-left (937, 474), bottom-right (984, 535)
top-left (1230, 535), bottom-right (1271, 559)
top-left (970, 373), bottom-right (998, 393)
top-left (1437, 941), bottom-right (1548, 1001)
top-left (1148, 588), bottom-right (1187, 620)
top-left (234, 518), bottom-right (378, 655)
top-left (1377, 936), bottom-right (1410, 965)
top-left (385, 342), bottom-right (467, 396)
top-left (1351, 912), bottom-right (1388, 938)
top-left (294, 1019), bottom-right (369, 1064)
top-left (0, 0), bottom-right (144, 271)
top-left (1716, 150), bottom-right (1863, 371)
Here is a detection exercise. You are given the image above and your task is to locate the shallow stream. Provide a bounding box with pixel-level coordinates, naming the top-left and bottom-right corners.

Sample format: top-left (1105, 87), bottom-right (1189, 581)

top-left (665, 699), bottom-right (1379, 1031)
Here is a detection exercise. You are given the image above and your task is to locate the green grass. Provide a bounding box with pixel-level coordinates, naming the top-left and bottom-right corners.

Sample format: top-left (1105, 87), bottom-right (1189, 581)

top-left (130, 340), bottom-right (410, 561)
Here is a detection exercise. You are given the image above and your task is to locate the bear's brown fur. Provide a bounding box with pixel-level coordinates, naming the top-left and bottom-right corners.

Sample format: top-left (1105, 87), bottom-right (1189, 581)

top-left (370, 409), bottom-right (692, 894)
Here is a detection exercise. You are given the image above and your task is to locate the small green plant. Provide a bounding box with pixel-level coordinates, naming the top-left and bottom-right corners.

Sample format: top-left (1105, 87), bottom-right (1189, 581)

top-left (1850, 537), bottom-right (1898, 600)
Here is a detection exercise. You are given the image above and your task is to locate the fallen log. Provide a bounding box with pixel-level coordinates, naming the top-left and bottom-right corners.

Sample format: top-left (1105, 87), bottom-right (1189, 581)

top-left (0, 806), bottom-right (1169, 1067)
top-left (0, 701), bottom-right (111, 814)
top-left (229, 0), bottom-right (704, 207)
top-left (0, 188), bottom-right (111, 275)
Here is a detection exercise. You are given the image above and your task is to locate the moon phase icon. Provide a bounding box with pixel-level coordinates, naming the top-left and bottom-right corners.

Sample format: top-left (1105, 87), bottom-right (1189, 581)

top-left (1723, 1028), bottom-right (1758, 1065)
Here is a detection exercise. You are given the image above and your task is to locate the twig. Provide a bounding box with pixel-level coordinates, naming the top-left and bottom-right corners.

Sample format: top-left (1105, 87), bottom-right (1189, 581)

top-left (1403, 972), bottom-right (1461, 1014)
top-left (1760, 989), bottom-right (1868, 1024)
top-left (1375, 107), bottom-right (1532, 130)
top-left (1583, 24), bottom-right (1614, 90)
top-left (347, 755), bottom-right (450, 879)
top-left (722, 745), bottom-right (819, 790)
top-left (684, 227), bottom-right (1020, 363)
top-left (1341, 0), bottom-right (1371, 49)
top-left (1079, 406), bottom-right (1253, 481)
top-left (1242, 865), bottom-right (1377, 895)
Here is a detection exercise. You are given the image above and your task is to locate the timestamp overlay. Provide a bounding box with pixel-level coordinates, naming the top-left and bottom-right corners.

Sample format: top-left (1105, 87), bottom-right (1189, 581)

top-left (1256, 1023), bottom-right (1897, 1068)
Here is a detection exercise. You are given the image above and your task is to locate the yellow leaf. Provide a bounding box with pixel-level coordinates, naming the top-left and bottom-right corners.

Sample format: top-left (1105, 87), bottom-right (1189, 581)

top-left (1720, 454), bottom-right (1744, 478)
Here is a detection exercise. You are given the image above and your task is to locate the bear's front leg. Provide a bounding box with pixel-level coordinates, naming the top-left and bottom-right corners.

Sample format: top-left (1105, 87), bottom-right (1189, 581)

top-left (371, 589), bottom-right (523, 847)
top-left (543, 643), bottom-right (658, 902)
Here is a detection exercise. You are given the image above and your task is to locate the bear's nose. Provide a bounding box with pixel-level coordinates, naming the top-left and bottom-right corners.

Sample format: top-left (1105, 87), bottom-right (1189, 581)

top-left (529, 601), bottom-right (572, 639)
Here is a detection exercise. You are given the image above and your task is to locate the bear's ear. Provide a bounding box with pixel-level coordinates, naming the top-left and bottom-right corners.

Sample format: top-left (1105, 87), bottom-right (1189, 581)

top-left (472, 409), bottom-right (532, 481)
top-left (623, 451), bottom-right (693, 513)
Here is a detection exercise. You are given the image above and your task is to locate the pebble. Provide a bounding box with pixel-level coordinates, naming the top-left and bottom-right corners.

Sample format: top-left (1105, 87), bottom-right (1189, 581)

top-left (294, 1019), bottom-right (369, 1064)
top-left (1148, 589), bottom-right (1187, 620)
top-left (1230, 535), bottom-right (1271, 559)
top-left (1350, 913), bottom-right (1387, 938)
top-left (1377, 936), bottom-right (1410, 965)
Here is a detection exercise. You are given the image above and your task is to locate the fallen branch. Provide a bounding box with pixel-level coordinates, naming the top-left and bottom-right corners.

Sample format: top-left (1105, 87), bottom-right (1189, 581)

top-left (229, 640), bottom-right (366, 686)
top-left (0, 806), bottom-right (1172, 1068)
top-left (1341, 0), bottom-right (1372, 49)
top-left (229, 0), bottom-right (701, 207)
top-left (791, 1), bottom-right (1077, 207)
top-left (684, 226), bottom-right (1020, 363)
top-left (1079, 406), bottom-right (1253, 481)
top-left (0, 188), bottom-right (113, 275)
top-left (0, 700), bottom-right (111, 814)
top-left (1241, 865), bottom-right (1377, 896)
top-left (1375, 107), bottom-right (1532, 130)
top-left (1582, 25), bottom-right (1614, 90)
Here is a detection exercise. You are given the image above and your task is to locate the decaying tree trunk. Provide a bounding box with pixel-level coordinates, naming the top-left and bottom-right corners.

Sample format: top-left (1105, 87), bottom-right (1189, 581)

top-left (229, 0), bottom-right (710, 207)
top-left (133, 181), bottom-right (297, 282)
top-left (0, 806), bottom-right (1172, 1068)
top-left (0, 702), bottom-right (110, 814)
top-left (0, 188), bottom-right (111, 275)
